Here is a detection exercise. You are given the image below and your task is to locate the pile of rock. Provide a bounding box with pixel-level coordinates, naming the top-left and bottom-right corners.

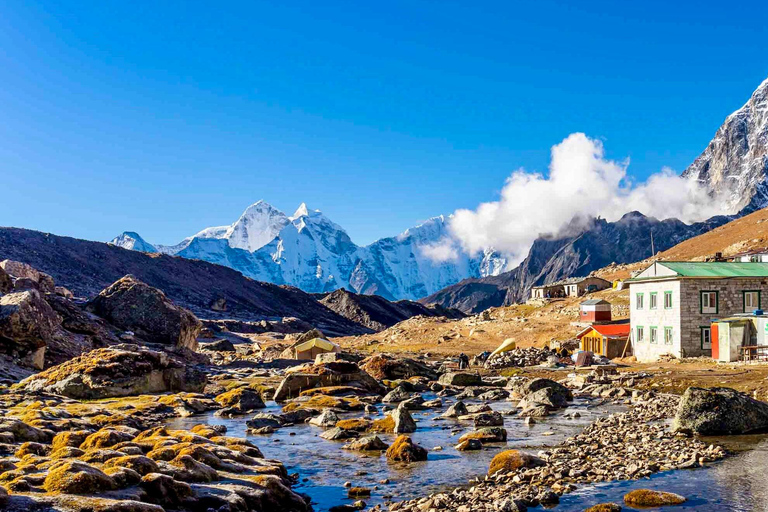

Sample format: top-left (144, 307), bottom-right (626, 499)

top-left (484, 347), bottom-right (554, 369)
top-left (379, 392), bottom-right (726, 512)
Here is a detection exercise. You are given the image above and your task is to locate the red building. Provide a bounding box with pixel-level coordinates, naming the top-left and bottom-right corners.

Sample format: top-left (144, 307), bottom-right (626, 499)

top-left (579, 299), bottom-right (612, 323)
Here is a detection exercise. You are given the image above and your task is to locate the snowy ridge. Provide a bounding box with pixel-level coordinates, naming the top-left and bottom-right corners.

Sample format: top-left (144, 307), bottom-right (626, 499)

top-left (113, 201), bottom-right (507, 300)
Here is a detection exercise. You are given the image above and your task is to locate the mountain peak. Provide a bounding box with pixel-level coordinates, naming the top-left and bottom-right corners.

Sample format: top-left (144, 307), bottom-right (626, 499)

top-left (292, 203), bottom-right (310, 219)
top-left (109, 231), bottom-right (157, 253)
top-left (224, 201), bottom-right (290, 252)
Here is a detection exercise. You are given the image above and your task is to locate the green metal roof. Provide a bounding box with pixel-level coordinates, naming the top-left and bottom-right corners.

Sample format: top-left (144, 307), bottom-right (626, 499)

top-left (661, 261), bottom-right (768, 278)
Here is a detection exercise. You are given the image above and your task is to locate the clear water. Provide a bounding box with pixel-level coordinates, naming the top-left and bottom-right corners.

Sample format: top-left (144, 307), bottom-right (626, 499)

top-left (167, 394), bottom-right (626, 511)
top-left (559, 434), bottom-right (768, 511)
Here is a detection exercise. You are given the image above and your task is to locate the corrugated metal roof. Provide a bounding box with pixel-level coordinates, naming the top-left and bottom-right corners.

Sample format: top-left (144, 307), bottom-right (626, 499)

top-left (580, 299), bottom-right (609, 305)
top-left (661, 262), bottom-right (768, 278)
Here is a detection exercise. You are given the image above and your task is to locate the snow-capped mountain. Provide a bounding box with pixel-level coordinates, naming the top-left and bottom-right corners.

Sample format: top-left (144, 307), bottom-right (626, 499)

top-left (111, 202), bottom-right (507, 300)
top-left (109, 232), bottom-right (158, 253)
top-left (683, 76), bottom-right (768, 213)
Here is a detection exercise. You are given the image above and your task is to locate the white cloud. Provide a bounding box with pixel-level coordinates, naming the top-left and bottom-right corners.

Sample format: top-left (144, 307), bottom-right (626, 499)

top-left (419, 239), bottom-right (460, 263)
top-left (446, 132), bottom-right (731, 264)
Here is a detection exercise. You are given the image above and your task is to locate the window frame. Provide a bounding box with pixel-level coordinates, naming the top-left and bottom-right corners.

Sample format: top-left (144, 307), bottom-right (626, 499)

top-left (649, 292), bottom-right (658, 310)
top-left (664, 326), bottom-right (673, 345)
top-left (700, 290), bottom-right (719, 314)
top-left (700, 326), bottom-right (712, 350)
top-left (636, 293), bottom-right (644, 310)
top-left (664, 291), bottom-right (673, 309)
top-left (743, 290), bottom-right (761, 313)
top-left (636, 326), bottom-right (644, 343)
top-left (649, 326), bottom-right (658, 344)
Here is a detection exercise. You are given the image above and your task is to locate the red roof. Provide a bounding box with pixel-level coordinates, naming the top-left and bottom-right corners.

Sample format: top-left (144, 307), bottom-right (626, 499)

top-left (577, 323), bottom-right (630, 339)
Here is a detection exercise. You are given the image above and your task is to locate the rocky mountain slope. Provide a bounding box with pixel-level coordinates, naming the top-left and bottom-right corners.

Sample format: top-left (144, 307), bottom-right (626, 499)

top-left (0, 227), bottom-right (371, 336)
top-left (317, 288), bottom-right (464, 332)
top-left (112, 201), bottom-right (507, 301)
top-left (421, 211), bottom-right (731, 313)
top-left (683, 77), bottom-right (768, 213)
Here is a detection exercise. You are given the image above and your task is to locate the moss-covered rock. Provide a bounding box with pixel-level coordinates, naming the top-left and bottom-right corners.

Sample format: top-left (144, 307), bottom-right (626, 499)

top-left (586, 504), bottom-right (622, 512)
top-left (214, 387), bottom-right (265, 412)
top-left (103, 455), bottom-right (160, 476)
top-left (385, 435), bottom-right (427, 462)
top-left (43, 460), bottom-right (116, 494)
top-left (488, 450), bottom-right (544, 476)
top-left (623, 489), bottom-right (686, 506)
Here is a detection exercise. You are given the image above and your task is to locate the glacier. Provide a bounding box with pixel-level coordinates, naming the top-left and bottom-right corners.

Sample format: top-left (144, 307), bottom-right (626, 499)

top-left (110, 201), bottom-right (507, 300)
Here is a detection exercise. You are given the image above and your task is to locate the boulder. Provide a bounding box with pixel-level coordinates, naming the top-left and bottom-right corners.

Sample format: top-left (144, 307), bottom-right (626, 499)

top-left (0, 290), bottom-right (60, 369)
top-left (202, 339), bottom-right (236, 352)
top-left (343, 435), bottom-right (389, 451)
top-left (309, 409), bottom-right (340, 428)
top-left (673, 386), bottom-right (768, 435)
top-left (0, 260), bottom-right (55, 293)
top-left (319, 427), bottom-right (359, 441)
top-left (385, 435), bottom-right (427, 462)
top-left (87, 275), bottom-right (201, 351)
top-left (16, 345), bottom-right (207, 399)
top-left (455, 439), bottom-right (482, 451)
top-left (441, 401), bottom-right (469, 418)
top-left (474, 411), bottom-right (504, 427)
top-left (140, 472), bottom-right (194, 507)
top-left (458, 427), bottom-right (507, 444)
top-left (43, 460), bottom-right (116, 494)
top-left (438, 372), bottom-right (483, 387)
top-left (214, 387), bottom-right (265, 413)
top-left (359, 354), bottom-right (438, 381)
top-left (0, 266), bottom-right (11, 294)
top-left (586, 504), bottom-right (622, 512)
top-left (382, 385), bottom-right (412, 403)
top-left (623, 489), bottom-right (686, 506)
top-left (273, 362), bottom-right (384, 401)
top-left (488, 450), bottom-right (544, 476)
top-left (392, 404), bottom-right (417, 433)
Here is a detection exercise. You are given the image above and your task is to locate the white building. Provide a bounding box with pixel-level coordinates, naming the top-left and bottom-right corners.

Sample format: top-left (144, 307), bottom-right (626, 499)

top-left (628, 261), bottom-right (768, 362)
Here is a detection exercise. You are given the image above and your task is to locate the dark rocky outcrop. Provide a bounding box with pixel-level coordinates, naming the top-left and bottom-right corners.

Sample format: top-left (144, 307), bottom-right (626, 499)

top-left (15, 345), bottom-right (207, 399)
top-left (319, 288), bottom-right (464, 332)
top-left (673, 386), bottom-right (768, 435)
top-left (87, 276), bottom-right (202, 351)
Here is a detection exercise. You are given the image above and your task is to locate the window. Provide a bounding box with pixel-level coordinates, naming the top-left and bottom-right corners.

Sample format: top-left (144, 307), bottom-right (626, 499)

top-left (664, 327), bottom-right (673, 345)
top-left (650, 292), bottom-right (658, 310)
top-left (664, 291), bottom-right (673, 309)
top-left (650, 327), bottom-right (658, 344)
top-left (701, 327), bottom-right (712, 350)
top-left (750, 255), bottom-right (760, 262)
top-left (701, 291), bottom-right (718, 314)
top-left (636, 293), bottom-right (644, 310)
top-left (744, 291), bottom-right (761, 313)
top-left (636, 326), bottom-right (644, 343)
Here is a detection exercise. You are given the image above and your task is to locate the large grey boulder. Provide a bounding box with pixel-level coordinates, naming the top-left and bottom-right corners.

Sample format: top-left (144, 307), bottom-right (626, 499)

top-left (673, 386), bottom-right (768, 435)
top-left (0, 290), bottom-right (60, 369)
top-left (273, 362), bottom-right (384, 401)
top-left (392, 404), bottom-right (417, 433)
top-left (438, 372), bottom-right (483, 387)
top-left (87, 275), bottom-right (201, 351)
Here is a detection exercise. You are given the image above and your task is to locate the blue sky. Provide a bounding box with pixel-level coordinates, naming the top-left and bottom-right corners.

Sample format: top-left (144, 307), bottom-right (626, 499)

top-left (1, 0), bottom-right (767, 246)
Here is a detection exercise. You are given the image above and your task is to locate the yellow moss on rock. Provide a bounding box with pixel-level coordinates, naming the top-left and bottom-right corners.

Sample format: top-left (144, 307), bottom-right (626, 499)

top-left (335, 418), bottom-right (373, 431)
top-left (624, 489), bottom-right (686, 507)
top-left (43, 460), bottom-right (116, 494)
top-left (488, 450), bottom-right (542, 476)
top-left (369, 416), bottom-right (395, 433)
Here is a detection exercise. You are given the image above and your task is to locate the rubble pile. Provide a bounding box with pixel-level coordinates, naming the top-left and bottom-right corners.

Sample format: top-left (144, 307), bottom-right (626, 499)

top-left (484, 347), bottom-right (558, 369)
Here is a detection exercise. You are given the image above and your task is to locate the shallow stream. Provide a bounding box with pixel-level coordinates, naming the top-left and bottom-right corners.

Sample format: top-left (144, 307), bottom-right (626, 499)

top-left (168, 394), bottom-right (625, 511)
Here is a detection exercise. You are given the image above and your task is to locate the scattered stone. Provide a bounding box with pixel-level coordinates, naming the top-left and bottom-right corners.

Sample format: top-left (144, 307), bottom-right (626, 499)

top-left (343, 435), bottom-right (389, 452)
top-left (309, 408), bottom-right (340, 427)
top-left (392, 404), bottom-right (417, 433)
top-left (438, 372), bottom-right (483, 387)
top-left (455, 439), bottom-right (482, 451)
